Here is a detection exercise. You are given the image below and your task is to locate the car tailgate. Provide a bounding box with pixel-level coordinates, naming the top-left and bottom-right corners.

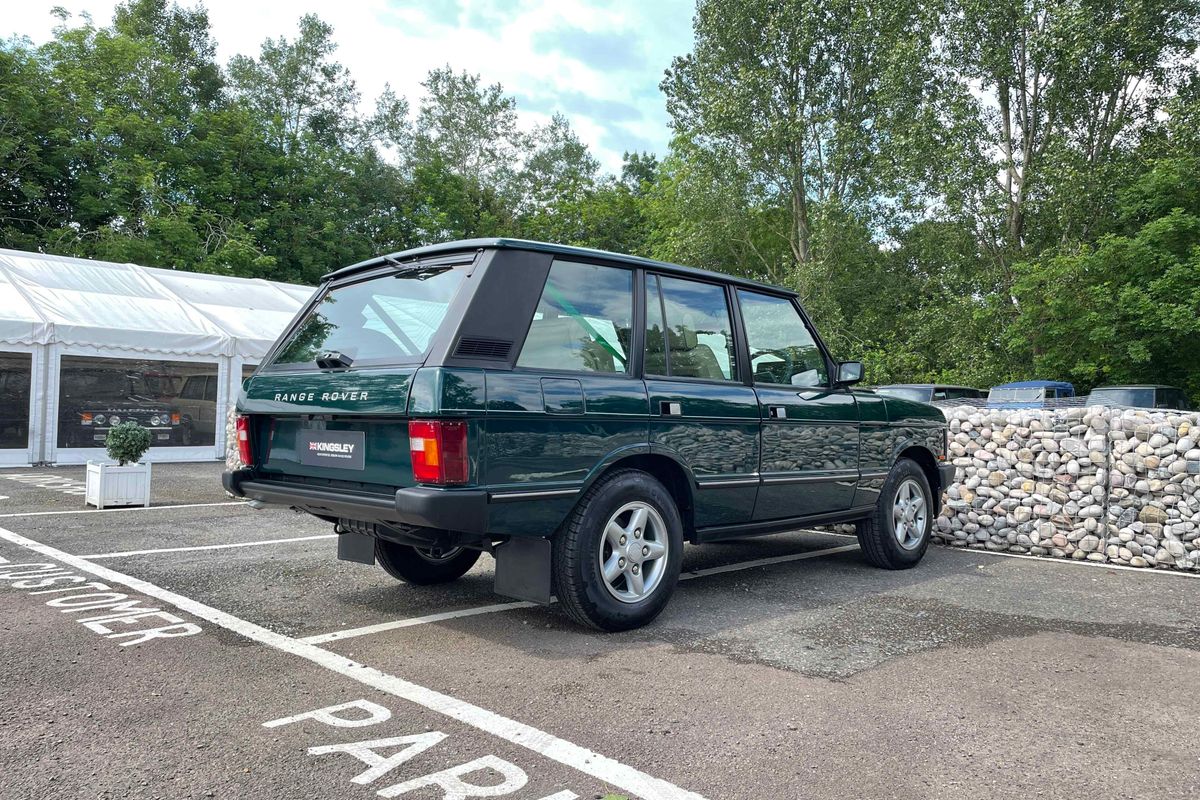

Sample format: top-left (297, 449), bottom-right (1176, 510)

top-left (241, 368), bottom-right (417, 489)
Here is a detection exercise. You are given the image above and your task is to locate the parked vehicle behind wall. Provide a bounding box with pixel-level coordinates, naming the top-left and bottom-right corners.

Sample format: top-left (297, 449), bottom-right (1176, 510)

top-left (987, 380), bottom-right (1076, 409)
top-left (1085, 385), bottom-right (1191, 410)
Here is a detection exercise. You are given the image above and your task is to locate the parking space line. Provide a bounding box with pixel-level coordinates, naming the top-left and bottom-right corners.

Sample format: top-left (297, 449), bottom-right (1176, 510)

top-left (79, 534), bottom-right (337, 560)
top-left (943, 545), bottom-right (1200, 578)
top-left (0, 501), bottom-right (244, 518)
top-left (678, 543), bottom-right (860, 580)
top-left (299, 601), bottom-right (539, 644)
top-left (304, 542), bottom-right (862, 645)
top-left (0, 524), bottom-right (705, 800)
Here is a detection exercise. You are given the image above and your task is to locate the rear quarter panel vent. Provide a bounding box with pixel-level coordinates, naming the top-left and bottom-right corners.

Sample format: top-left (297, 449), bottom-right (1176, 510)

top-left (454, 337), bottom-right (513, 360)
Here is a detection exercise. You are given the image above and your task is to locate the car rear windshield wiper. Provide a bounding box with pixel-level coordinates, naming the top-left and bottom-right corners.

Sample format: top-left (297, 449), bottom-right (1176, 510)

top-left (382, 255), bottom-right (451, 281)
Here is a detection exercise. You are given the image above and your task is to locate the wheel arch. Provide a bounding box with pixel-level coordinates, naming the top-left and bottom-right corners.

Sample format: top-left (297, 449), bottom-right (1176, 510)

top-left (896, 445), bottom-right (942, 512)
top-left (582, 448), bottom-right (697, 541)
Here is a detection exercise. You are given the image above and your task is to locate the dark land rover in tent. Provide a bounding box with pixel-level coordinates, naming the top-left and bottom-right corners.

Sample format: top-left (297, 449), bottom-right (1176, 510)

top-left (225, 239), bottom-right (952, 630)
top-left (58, 367), bottom-right (184, 448)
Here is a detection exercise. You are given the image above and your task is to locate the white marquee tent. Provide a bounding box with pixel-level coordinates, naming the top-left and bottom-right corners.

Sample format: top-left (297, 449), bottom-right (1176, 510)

top-left (0, 248), bottom-right (312, 466)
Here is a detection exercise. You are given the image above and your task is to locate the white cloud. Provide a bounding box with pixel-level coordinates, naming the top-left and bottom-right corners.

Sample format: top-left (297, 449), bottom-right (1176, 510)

top-left (6, 0), bottom-right (695, 172)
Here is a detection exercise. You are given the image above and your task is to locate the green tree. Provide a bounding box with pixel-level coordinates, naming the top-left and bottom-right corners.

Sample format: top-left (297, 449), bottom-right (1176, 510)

top-left (113, 0), bottom-right (224, 110)
top-left (943, 0), bottom-right (1200, 259)
top-left (227, 14), bottom-right (361, 152)
top-left (0, 37), bottom-right (72, 249)
top-left (410, 67), bottom-right (525, 189)
top-left (662, 0), bottom-right (940, 270)
top-left (515, 114), bottom-right (599, 242)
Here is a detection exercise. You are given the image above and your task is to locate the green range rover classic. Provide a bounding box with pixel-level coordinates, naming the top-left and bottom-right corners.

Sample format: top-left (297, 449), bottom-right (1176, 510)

top-left (224, 239), bottom-right (953, 631)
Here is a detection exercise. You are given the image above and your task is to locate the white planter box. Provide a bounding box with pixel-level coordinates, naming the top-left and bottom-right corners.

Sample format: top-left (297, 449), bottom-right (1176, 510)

top-left (85, 461), bottom-right (152, 509)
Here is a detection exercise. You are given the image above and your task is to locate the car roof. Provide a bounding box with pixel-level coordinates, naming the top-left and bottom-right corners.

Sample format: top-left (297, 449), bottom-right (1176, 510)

top-left (878, 383), bottom-right (980, 390)
top-left (323, 238), bottom-right (800, 296)
top-left (1089, 384), bottom-right (1178, 390)
top-left (993, 380), bottom-right (1074, 389)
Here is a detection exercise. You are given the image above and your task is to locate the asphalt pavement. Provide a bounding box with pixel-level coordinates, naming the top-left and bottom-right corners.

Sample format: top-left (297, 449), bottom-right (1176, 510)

top-left (0, 462), bottom-right (1197, 800)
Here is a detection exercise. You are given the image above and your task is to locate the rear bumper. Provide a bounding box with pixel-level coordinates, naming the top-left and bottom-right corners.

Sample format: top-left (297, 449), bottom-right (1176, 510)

top-left (223, 468), bottom-right (489, 533)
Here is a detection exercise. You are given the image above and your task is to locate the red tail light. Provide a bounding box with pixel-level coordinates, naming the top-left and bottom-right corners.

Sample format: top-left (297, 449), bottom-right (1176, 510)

top-left (236, 415), bottom-right (253, 466)
top-left (408, 420), bottom-right (468, 485)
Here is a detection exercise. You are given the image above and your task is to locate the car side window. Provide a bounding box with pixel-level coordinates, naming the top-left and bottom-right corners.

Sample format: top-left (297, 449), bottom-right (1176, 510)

top-left (737, 290), bottom-right (828, 387)
top-left (204, 376), bottom-right (218, 402)
top-left (645, 275), bottom-right (738, 381)
top-left (516, 260), bottom-right (632, 374)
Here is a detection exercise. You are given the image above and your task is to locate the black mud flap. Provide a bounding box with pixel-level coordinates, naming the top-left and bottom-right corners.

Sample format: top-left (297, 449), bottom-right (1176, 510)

top-left (493, 538), bottom-right (552, 605)
top-left (337, 530), bottom-right (376, 565)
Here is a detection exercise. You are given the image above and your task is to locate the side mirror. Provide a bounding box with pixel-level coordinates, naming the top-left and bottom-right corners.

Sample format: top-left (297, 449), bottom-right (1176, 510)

top-left (836, 361), bottom-right (864, 386)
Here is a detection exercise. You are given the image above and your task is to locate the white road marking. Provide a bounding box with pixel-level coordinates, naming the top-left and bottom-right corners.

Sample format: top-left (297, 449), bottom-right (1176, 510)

top-left (0, 524), bottom-right (705, 800)
top-left (798, 528), bottom-right (1200, 580)
top-left (2, 472), bottom-right (88, 496)
top-left (300, 601), bottom-right (540, 644)
top-left (0, 501), bottom-right (243, 518)
top-left (943, 544), bottom-right (1200, 578)
top-left (678, 543), bottom-right (860, 579)
top-left (79, 534), bottom-right (337, 560)
top-left (305, 542), bottom-right (862, 644)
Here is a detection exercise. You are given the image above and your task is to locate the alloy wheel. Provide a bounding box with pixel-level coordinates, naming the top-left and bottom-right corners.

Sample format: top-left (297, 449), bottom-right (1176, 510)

top-left (892, 478), bottom-right (928, 550)
top-left (598, 501), bottom-right (669, 604)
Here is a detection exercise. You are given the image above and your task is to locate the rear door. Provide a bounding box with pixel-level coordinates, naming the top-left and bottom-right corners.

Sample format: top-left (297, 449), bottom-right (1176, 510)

top-left (644, 273), bottom-right (760, 526)
top-left (735, 289), bottom-right (859, 521)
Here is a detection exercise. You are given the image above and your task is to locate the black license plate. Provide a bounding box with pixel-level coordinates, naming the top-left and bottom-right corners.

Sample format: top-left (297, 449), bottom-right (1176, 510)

top-left (297, 429), bottom-right (365, 470)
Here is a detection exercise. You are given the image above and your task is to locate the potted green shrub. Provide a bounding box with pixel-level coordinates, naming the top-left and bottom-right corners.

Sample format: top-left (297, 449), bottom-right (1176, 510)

top-left (85, 422), bottom-right (153, 508)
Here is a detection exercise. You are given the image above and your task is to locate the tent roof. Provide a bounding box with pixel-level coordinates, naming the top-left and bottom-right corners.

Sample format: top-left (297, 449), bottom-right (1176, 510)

top-left (0, 248), bottom-right (311, 359)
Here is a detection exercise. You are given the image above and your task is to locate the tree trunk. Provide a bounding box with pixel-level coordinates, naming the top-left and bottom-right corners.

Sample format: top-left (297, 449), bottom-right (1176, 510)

top-left (791, 175), bottom-right (811, 265)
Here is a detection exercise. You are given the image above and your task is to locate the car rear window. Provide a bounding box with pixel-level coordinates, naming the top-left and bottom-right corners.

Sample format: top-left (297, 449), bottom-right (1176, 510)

top-left (516, 260), bottom-right (633, 374)
top-left (268, 266), bottom-right (468, 368)
top-left (988, 387), bottom-right (1047, 403)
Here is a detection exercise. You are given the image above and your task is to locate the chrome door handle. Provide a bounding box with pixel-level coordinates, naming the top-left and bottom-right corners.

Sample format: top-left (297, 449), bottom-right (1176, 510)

top-left (767, 405), bottom-right (787, 419)
top-left (660, 401), bottom-right (682, 416)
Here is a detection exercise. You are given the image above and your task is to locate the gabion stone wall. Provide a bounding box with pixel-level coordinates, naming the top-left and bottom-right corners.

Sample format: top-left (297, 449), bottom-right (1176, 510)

top-left (225, 407), bottom-right (241, 471)
top-left (937, 406), bottom-right (1200, 571)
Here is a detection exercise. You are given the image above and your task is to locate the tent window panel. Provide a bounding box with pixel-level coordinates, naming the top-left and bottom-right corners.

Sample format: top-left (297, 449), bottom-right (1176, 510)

top-left (0, 352), bottom-right (32, 449)
top-left (58, 356), bottom-right (220, 448)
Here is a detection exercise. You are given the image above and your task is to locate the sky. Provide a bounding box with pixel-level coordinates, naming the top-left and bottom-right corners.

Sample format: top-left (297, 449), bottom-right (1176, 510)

top-left (7, 0), bottom-right (696, 174)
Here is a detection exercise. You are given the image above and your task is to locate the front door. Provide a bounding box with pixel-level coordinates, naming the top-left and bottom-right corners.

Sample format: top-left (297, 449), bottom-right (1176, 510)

top-left (644, 274), bottom-right (760, 527)
top-left (735, 289), bottom-right (859, 521)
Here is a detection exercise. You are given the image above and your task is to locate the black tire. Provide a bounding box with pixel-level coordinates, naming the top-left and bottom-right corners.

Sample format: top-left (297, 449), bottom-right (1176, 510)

top-left (375, 539), bottom-right (481, 585)
top-left (856, 458), bottom-right (933, 569)
top-left (552, 469), bottom-right (683, 632)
